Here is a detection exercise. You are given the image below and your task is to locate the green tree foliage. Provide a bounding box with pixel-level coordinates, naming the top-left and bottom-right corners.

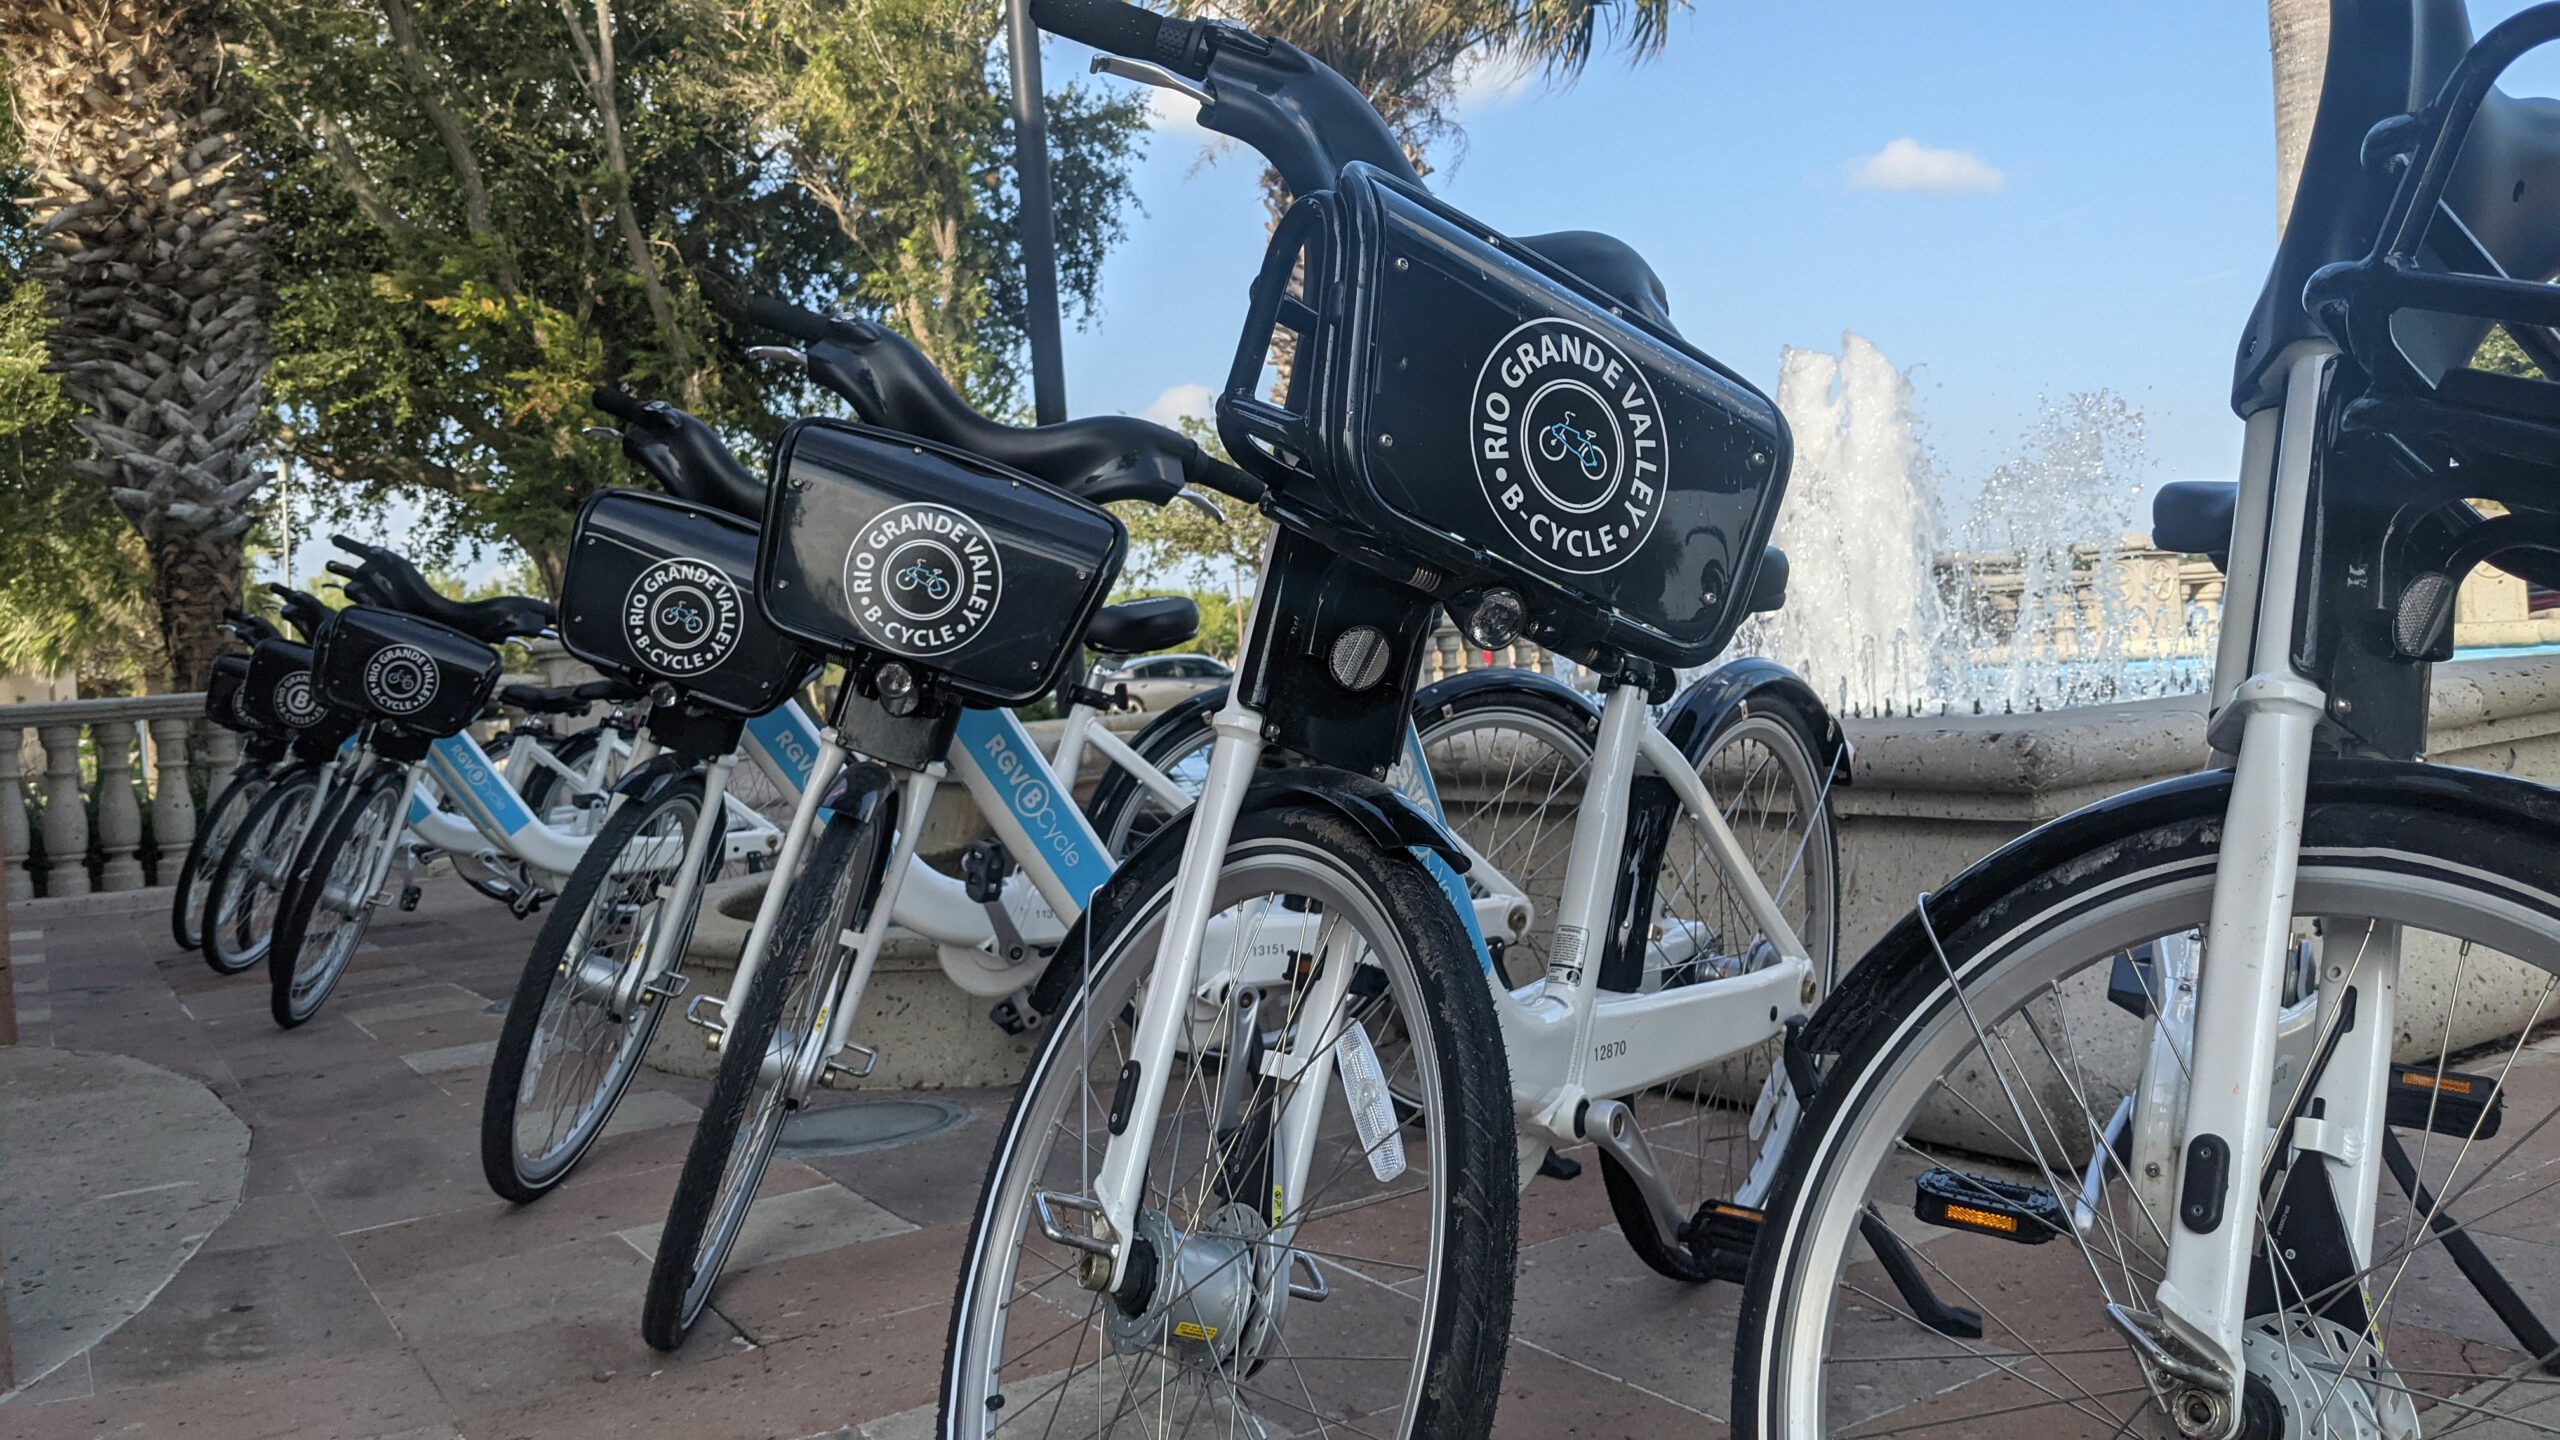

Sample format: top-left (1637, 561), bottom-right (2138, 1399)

top-left (244, 0), bottom-right (1141, 586)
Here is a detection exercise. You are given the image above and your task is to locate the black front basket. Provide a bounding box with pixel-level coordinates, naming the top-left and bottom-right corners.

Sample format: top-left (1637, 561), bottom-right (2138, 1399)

top-left (312, 607), bottom-right (502, 739)
top-left (559, 489), bottom-right (815, 716)
top-left (758, 420), bottom-right (1126, 708)
top-left (1219, 163), bottom-right (1790, 670)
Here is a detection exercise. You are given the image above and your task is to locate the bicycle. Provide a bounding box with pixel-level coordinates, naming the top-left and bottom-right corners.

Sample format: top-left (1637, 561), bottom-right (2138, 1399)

top-left (604, 337), bottom-right (1615, 1352)
top-left (1731, 5), bottom-right (2560, 1435)
top-left (172, 591), bottom-right (335, 956)
top-left (238, 539), bottom-right (749, 1027)
top-left (932, 7), bottom-right (1850, 1433)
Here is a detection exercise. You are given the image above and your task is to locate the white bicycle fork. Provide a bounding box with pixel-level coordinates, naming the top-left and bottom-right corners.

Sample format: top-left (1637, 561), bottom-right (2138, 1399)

top-left (2146, 349), bottom-right (2403, 1429)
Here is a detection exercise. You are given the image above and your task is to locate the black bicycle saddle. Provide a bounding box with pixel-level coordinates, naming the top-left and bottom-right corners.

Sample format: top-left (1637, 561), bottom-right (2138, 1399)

top-left (1517, 231), bottom-right (1675, 334)
top-left (741, 297), bottom-right (1255, 506)
top-left (592, 388), bottom-right (766, 522)
top-left (325, 536), bottom-right (554, 643)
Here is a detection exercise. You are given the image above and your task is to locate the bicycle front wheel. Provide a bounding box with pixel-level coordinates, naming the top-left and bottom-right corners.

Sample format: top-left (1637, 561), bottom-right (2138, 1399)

top-left (175, 764), bottom-right (270, 954)
top-left (483, 771), bottom-right (725, 1203)
top-left (640, 797), bottom-right (892, 1352)
top-left (940, 800), bottom-right (1517, 1440)
top-left (269, 768), bottom-right (406, 1027)
top-left (1735, 772), bottom-right (2560, 1438)
top-left (202, 766), bottom-right (321, 975)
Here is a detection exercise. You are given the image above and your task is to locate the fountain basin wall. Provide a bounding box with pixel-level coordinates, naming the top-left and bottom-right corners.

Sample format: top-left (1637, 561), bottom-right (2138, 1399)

top-left (648, 655), bottom-right (2560, 1119)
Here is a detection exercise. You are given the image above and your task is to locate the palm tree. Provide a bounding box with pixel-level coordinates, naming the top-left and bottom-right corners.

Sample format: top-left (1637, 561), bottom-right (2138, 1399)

top-left (2268, 0), bottom-right (2329, 233)
top-left (2, 0), bottom-right (268, 688)
top-left (1193, 0), bottom-right (1683, 201)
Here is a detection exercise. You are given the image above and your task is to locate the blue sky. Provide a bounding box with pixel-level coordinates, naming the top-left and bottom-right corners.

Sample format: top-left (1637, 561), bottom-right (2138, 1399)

top-left (1048, 0), bottom-right (2558, 510)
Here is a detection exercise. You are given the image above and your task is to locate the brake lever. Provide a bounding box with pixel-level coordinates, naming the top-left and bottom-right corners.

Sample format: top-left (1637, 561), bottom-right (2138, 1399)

top-left (1175, 487), bottom-right (1226, 524)
top-left (747, 345), bottom-right (809, 369)
top-left (1091, 55), bottom-right (1212, 110)
top-left (580, 425), bottom-right (622, 441)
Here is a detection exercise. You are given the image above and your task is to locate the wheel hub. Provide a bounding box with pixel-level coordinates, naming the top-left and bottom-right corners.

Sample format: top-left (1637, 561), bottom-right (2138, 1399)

top-left (1103, 1205), bottom-right (1286, 1375)
top-left (2238, 1314), bottom-right (2418, 1440)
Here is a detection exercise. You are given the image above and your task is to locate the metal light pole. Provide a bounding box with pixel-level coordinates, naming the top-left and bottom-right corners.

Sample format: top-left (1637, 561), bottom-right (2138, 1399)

top-left (1005, 0), bottom-right (1069, 425)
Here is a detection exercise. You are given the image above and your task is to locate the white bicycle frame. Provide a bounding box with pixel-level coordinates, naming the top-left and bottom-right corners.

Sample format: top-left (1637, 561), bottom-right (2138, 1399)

top-left (679, 666), bottom-right (1535, 1099)
top-left (1080, 576), bottom-right (1821, 1290)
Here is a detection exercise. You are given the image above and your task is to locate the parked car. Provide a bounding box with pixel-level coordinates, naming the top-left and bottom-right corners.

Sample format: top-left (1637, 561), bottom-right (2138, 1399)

top-left (1102, 652), bottom-right (1232, 711)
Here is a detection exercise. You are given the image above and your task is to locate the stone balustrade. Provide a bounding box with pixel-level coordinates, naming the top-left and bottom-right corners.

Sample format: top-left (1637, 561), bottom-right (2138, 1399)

top-left (0, 695), bottom-right (229, 904)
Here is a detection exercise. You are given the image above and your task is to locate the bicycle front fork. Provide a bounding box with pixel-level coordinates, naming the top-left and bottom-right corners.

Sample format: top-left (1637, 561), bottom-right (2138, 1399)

top-left (2134, 672), bottom-right (2403, 1436)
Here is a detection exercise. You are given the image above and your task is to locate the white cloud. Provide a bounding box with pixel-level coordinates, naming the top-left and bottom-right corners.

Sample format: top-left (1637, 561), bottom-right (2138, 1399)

top-left (1142, 382), bottom-right (1216, 426)
top-left (1451, 51), bottom-right (1537, 115)
top-left (1849, 138), bottom-right (2005, 194)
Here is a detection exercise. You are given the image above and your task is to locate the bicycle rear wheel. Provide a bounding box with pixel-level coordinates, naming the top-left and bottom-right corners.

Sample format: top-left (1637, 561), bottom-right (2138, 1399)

top-left (940, 800), bottom-right (1517, 1440)
top-left (1603, 698), bottom-right (1841, 1281)
top-left (1735, 775), bottom-right (2560, 1437)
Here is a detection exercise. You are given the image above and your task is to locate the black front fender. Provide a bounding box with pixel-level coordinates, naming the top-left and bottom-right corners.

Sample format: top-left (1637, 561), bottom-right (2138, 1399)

top-left (1806, 758), bottom-right (2560, 1056)
top-left (1028, 765), bottom-right (1465, 1021)
top-left (1659, 657), bottom-right (1850, 782)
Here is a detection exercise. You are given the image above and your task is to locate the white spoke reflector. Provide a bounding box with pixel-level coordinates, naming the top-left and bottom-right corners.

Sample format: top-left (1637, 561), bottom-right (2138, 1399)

top-left (1336, 1019), bottom-right (1406, 1183)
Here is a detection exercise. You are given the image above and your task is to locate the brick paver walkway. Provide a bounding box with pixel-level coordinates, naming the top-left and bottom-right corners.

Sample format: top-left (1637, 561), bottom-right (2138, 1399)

top-left (24, 879), bottom-right (2558, 1437)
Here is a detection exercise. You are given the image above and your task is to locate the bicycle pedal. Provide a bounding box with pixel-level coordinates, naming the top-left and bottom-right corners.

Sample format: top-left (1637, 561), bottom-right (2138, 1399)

top-left (959, 837), bottom-right (1008, 904)
top-left (1536, 1149), bottom-right (1582, 1181)
top-left (396, 884), bottom-right (424, 912)
top-left (1684, 1199), bottom-right (1762, 1283)
top-left (1913, 1169), bottom-right (2064, 1245)
top-left (2388, 1063), bottom-right (2504, 1139)
top-left (818, 1044), bottom-right (880, 1088)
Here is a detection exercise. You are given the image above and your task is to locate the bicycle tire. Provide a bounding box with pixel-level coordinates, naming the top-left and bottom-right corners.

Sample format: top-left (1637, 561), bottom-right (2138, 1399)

top-left (640, 791), bottom-right (894, 1351)
top-left (172, 762), bottom-right (270, 953)
top-left (482, 771), bottom-right (723, 1203)
top-left (1733, 766), bottom-right (2560, 1437)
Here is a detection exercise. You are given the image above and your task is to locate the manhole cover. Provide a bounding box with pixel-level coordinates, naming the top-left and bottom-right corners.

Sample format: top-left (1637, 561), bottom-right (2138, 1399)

top-left (777, 1096), bottom-right (967, 1158)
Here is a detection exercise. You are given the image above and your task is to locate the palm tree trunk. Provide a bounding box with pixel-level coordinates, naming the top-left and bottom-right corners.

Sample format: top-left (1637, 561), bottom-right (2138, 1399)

top-left (2269, 0), bottom-right (2330, 234)
top-left (2, 0), bottom-right (268, 690)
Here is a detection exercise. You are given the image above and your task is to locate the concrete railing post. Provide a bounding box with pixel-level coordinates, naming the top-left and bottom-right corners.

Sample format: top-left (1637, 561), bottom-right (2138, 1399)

top-left (150, 717), bottom-right (197, 884)
top-left (36, 722), bottom-right (89, 898)
top-left (201, 721), bottom-right (241, 796)
top-left (0, 728), bottom-right (27, 905)
top-left (93, 718), bottom-right (145, 892)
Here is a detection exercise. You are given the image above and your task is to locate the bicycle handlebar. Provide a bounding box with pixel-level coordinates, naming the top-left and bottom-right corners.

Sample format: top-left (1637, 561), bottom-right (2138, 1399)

top-left (739, 296), bottom-right (833, 344)
top-left (1030, 0), bottom-right (1211, 76)
top-left (590, 386), bottom-right (658, 427)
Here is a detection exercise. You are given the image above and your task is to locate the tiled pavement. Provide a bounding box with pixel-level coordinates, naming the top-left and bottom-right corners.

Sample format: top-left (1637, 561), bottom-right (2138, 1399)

top-left (31, 878), bottom-right (2560, 1438)
top-left (0, 879), bottom-right (1743, 1439)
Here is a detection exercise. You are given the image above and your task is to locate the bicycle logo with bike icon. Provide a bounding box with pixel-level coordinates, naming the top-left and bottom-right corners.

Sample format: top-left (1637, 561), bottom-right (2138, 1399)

top-left (623, 557), bottom-right (745, 677)
top-left (1471, 316), bottom-right (1666, 575)
top-left (843, 502), bottom-right (1003, 657)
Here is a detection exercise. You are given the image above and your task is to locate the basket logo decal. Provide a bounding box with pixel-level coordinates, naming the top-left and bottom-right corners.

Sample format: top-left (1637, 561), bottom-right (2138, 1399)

top-left (273, 670), bottom-right (325, 728)
top-left (362, 644), bottom-right (442, 716)
top-left (842, 502), bottom-right (1003, 658)
top-left (1471, 318), bottom-right (1664, 575)
top-left (623, 557), bottom-right (744, 677)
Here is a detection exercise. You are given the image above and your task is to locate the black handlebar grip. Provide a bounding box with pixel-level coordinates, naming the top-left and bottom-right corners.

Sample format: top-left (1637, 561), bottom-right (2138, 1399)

top-left (740, 295), bottom-right (831, 343)
top-left (1189, 452), bottom-right (1266, 505)
top-left (326, 559), bottom-right (360, 580)
top-left (1030, 0), bottom-right (1207, 76)
top-left (591, 386), bottom-right (658, 426)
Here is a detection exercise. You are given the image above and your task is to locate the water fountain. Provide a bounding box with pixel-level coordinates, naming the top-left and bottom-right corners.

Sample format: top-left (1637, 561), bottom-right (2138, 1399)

top-left (1733, 332), bottom-right (2201, 716)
